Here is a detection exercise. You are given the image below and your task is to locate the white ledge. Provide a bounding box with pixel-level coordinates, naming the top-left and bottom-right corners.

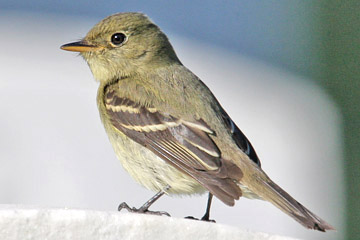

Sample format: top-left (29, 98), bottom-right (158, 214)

top-left (0, 205), bottom-right (298, 240)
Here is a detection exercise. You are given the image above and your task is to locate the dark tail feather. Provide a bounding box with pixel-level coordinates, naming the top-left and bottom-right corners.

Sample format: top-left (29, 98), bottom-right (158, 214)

top-left (250, 178), bottom-right (335, 231)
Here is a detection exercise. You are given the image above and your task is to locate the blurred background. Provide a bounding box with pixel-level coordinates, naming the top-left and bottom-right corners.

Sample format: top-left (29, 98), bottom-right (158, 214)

top-left (0, 1), bottom-right (358, 239)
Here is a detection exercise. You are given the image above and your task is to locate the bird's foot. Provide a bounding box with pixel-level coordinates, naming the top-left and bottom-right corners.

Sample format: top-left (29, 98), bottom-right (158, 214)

top-left (118, 202), bottom-right (171, 217)
top-left (184, 215), bottom-right (216, 223)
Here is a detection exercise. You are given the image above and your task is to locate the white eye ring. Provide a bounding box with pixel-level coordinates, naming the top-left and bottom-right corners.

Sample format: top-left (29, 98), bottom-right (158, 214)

top-left (111, 32), bottom-right (127, 46)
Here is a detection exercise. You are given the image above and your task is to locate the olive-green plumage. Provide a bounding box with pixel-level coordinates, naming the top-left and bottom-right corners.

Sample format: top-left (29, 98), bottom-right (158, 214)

top-left (61, 12), bottom-right (334, 231)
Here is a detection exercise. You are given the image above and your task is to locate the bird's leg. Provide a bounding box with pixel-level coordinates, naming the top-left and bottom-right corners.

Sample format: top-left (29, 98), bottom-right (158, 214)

top-left (185, 193), bottom-right (216, 222)
top-left (201, 193), bottom-right (215, 222)
top-left (118, 185), bottom-right (171, 217)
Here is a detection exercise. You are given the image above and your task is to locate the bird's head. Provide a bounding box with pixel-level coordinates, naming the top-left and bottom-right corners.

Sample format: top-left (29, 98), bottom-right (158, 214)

top-left (61, 12), bottom-right (180, 83)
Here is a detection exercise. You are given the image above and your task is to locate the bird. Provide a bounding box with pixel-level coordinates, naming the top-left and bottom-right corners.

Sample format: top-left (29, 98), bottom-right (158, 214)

top-left (60, 12), bottom-right (334, 231)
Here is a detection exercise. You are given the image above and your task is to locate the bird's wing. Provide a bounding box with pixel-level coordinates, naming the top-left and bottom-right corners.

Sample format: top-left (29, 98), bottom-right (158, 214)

top-left (104, 87), bottom-right (243, 206)
top-left (219, 108), bottom-right (261, 167)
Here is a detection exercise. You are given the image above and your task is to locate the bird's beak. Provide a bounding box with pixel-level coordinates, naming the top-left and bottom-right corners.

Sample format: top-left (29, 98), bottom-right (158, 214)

top-left (60, 40), bottom-right (102, 52)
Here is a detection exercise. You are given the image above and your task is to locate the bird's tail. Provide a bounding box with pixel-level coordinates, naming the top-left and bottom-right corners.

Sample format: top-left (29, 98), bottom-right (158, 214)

top-left (245, 174), bottom-right (335, 231)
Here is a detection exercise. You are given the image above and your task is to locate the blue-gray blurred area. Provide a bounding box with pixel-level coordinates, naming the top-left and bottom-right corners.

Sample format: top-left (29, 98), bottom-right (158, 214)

top-left (1, 1), bottom-right (358, 240)
top-left (1, 0), bottom-right (318, 77)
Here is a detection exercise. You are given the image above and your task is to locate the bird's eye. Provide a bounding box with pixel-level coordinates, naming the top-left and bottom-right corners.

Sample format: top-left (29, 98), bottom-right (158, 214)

top-left (111, 33), bottom-right (126, 46)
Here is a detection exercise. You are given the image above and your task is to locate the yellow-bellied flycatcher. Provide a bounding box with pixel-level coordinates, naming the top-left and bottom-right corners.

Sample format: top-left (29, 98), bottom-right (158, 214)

top-left (61, 12), bottom-right (334, 231)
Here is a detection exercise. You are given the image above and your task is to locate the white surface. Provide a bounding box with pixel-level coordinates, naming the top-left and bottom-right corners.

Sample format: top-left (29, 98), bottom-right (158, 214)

top-left (0, 11), bottom-right (343, 240)
top-left (0, 205), bottom-right (298, 240)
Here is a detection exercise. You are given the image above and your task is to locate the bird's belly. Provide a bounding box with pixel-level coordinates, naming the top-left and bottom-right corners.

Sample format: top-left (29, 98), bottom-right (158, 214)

top-left (108, 131), bottom-right (206, 195)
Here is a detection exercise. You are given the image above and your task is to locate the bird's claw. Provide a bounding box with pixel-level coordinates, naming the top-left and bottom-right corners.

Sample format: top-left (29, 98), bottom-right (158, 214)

top-left (185, 215), bottom-right (216, 223)
top-left (118, 202), bottom-right (171, 217)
